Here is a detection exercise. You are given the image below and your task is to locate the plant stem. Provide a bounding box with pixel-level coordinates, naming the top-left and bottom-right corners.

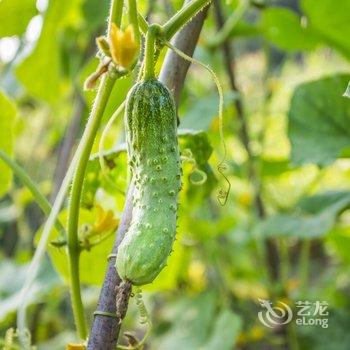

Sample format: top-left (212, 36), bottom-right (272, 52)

top-left (128, 0), bottom-right (140, 43)
top-left (137, 12), bottom-right (149, 34)
top-left (143, 25), bottom-right (158, 80)
top-left (67, 73), bottom-right (116, 339)
top-left (162, 0), bottom-right (210, 39)
top-left (0, 150), bottom-right (66, 238)
top-left (209, 0), bottom-right (249, 47)
top-left (108, 0), bottom-right (124, 33)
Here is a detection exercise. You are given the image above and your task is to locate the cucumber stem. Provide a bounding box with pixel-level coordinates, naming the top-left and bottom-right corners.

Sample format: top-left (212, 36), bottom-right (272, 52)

top-left (128, 0), bottom-right (140, 44)
top-left (143, 25), bottom-right (160, 80)
top-left (108, 0), bottom-right (124, 35)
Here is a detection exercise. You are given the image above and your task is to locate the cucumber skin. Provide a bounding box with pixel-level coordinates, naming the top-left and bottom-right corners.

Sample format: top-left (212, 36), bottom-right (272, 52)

top-left (116, 79), bottom-right (181, 286)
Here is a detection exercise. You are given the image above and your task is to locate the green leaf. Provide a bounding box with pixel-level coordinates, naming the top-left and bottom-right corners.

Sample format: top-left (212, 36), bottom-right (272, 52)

top-left (178, 129), bottom-right (213, 165)
top-left (202, 310), bottom-right (242, 350)
top-left (45, 209), bottom-right (116, 286)
top-left (230, 22), bottom-right (261, 38)
top-left (181, 92), bottom-right (237, 131)
top-left (16, 0), bottom-right (75, 103)
top-left (256, 191), bottom-right (350, 238)
top-left (298, 309), bottom-right (350, 350)
top-left (82, 0), bottom-right (109, 33)
top-left (0, 0), bottom-right (37, 38)
top-left (155, 293), bottom-right (216, 350)
top-left (261, 159), bottom-right (290, 177)
top-left (288, 74), bottom-right (350, 166)
top-left (302, 0), bottom-right (350, 60)
top-left (261, 7), bottom-right (319, 51)
top-left (327, 227), bottom-right (350, 264)
top-left (155, 294), bottom-right (241, 350)
top-left (0, 91), bottom-right (16, 198)
top-left (178, 129), bottom-right (217, 196)
top-left (0, 259), bottom-right (58, 320)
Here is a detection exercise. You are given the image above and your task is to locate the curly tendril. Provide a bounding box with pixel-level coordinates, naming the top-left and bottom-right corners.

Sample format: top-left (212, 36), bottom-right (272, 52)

top-left (163, 39), bottom-right (230, 205)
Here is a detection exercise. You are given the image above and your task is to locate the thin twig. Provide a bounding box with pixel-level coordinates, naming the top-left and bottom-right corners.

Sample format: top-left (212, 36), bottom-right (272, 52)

top-left (87, 2), bottom-right (209, 349)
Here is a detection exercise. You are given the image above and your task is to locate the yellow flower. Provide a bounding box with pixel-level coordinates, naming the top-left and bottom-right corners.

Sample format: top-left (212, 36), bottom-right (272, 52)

top-left (109, 24), bottom-right (139, 69)
top-left (92, 205), bottom-right (119, 235)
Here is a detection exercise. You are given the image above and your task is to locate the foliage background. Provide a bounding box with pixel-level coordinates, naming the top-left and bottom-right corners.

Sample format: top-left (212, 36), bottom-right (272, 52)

top-left (0, 0), bottom-right (350, 348)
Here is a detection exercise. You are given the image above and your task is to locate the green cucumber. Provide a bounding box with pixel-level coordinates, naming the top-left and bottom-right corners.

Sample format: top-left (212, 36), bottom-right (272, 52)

top-left (116, 79), bottom-right (181, 286)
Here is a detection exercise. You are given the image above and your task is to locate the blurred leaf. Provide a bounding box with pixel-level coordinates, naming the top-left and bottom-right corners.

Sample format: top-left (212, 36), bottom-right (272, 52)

top-left (298, 309), bottom-right (350, 350)
top-left (230, 22), bottom-right (261, 38)
top-left (0, 0), bottom-right (37, 38)
top-left (256, 191), bottom-right (350, 238)
top-left (37, 331), bottom-right (77, 350)
top-left (302, 0), bottom-right (350, 60)
top-left (202, 309), bottom-right (242, 350)
top-left (181, 92), bottom-right (237, 131)
top-left (178, 129), bottom-right (213, 165)
top-left (84, 145), bottom-right (127, 208)
top-left (82, 0), bottom-right (109, 33)
top-left (261, 159), bottom-right (290, 177)
top-left (288, 74), bottom-right (350, 166)
top-left (0, 91), bottom-right (16, 198)
top-left (327, 227), bottom-right (350, 264)
top-left (155, 293), bottom-right (216, 350)
top-left (261, 7), bottom-right (319, 51)
top-left (0, 259), bottom-right (58, 320)
top-left (16, 0), bottom-right (77, 103)
top-left (155, 293), bottom-right (240, 350)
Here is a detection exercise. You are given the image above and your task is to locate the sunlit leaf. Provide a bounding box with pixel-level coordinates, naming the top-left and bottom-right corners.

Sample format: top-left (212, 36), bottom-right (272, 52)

top-left (16, 0), bottom-right (77, 102)
top-left (0, 0), bottom-right (37, 38)
top-left (302, 0), bottom-right (350, 60)
top-left (261, 7), bottom-right (319, 51)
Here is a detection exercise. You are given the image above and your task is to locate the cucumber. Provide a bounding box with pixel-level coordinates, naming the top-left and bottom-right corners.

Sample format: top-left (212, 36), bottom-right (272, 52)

top-left (116, 79), bottom-right (181, 286)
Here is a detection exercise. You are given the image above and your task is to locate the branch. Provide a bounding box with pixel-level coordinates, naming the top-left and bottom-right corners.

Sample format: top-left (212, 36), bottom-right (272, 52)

top-left (87, 2), bottom-right (209, 349)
